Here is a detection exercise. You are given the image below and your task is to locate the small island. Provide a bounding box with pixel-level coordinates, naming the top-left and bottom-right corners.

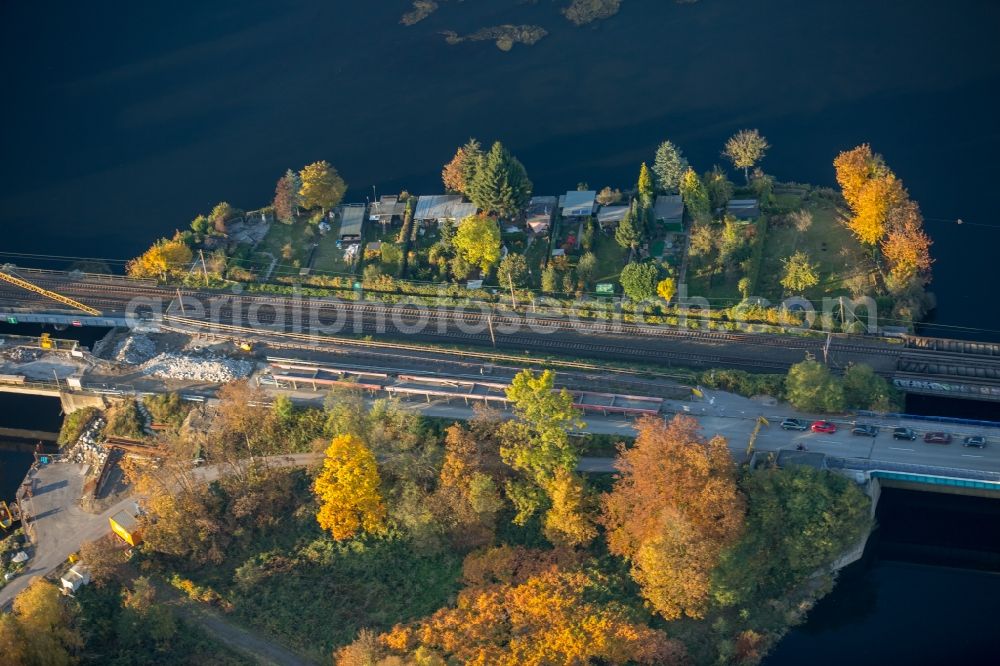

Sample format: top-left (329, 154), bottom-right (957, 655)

top-left (442, 24), bottom-right (549, 51)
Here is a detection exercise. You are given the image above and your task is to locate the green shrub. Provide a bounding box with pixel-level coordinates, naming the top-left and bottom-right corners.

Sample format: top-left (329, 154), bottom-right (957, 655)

top-left (104, 398), bottom-right (145, 439)
top-left (58, 406), bottom-right (101, 446)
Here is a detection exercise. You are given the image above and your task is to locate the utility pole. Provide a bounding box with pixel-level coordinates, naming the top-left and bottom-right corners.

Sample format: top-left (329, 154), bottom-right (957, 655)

top-left (487, 314), bottom-right (496, 347)
top-left (823, 331), bottom-right (832, 365)
top-left (199, 250), bottom-right (209, 287)
top-left (508, 275), bottom-right (517, 309)
top-left (176, 287), bottom-right (186, 315)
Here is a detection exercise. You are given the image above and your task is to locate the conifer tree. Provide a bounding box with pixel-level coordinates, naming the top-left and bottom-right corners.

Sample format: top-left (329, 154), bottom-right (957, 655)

top-left (468, 141), bottom-right (532, 218)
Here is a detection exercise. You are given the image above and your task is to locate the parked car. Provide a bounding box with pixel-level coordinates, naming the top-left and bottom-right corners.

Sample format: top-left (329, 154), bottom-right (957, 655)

top-left (852, 424), bottom-right (879, 437)
top-left (892, 427), bottom-right (917, 441)
top-left (963, 435), bottom-right (987, 448)
top-left (781, 418), bottom-right (809, 431)
top-left (924, 432), bottom-right (952, 444)
top-left (810, 420), bottom-right (837, 434)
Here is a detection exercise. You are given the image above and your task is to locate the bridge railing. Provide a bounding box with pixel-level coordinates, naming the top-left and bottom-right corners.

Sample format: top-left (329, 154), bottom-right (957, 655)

top-left (854, 410), bottom-right (1000, 430)
top-left (828, 456), bottom-right (1000, 483)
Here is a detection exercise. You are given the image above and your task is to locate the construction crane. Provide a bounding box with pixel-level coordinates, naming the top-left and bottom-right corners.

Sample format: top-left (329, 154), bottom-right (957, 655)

top-left (0, 269), bottom-right (101, 316)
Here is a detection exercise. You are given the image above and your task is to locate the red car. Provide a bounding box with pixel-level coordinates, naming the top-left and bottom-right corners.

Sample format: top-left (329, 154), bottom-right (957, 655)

top-left (924, 432), bottom-right (952, 444)
top-left (810, 420), bottom-right (837, 434)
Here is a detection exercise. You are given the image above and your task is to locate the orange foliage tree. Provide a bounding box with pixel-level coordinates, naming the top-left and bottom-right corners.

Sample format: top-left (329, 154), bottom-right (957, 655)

top-left (373, 568), bottom-right (686, 665)
top-left (882, 200), bottom-right (933, 283)
top-left (847, 172), bottom-right (906, 246)
top-left (601, 415), bottom-right (745, 620)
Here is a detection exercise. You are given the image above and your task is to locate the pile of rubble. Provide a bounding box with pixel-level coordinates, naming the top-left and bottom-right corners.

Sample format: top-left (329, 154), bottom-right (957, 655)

top-left (139, 352), bottom-right (254, 383)
top-left (114, 334), bottom-right (157, 365)
top-left (67, 415), bottom-right (108, 465)
top-left (0, 346), bottom-right (43, 363)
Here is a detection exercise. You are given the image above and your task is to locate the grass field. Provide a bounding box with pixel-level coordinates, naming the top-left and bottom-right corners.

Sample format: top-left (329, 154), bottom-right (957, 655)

top-left (590, 230), bottom-right (627, 283)
top-left (756, 198), bottom-right (868, 301)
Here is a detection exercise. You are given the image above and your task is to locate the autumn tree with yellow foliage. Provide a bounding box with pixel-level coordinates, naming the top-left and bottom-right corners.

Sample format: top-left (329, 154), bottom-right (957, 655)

top-left (314, 434), bottom-right (387, 540)
top-left (298, 160), bottom-right (347, 214)
top-left (601, 415), bottom-right (745, 620)
top-left (0, 578), bottom-right (82, 666)
top-left (542, 468), bottom-right (597, 548)
top-left (354, 568), bottom-right (686, 666)
top-left (126, 236), bottom-right (193, 279)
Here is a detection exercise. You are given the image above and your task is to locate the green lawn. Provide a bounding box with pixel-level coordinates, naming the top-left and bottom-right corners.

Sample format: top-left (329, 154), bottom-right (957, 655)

top-left (756, 199), bottom-right (869, 301)
top-left (253, 222), bottom-right (317, 278)
top-left (524, 234), bottom-right (551, 286)
top-left (590, 230), bottom-right (628, 283)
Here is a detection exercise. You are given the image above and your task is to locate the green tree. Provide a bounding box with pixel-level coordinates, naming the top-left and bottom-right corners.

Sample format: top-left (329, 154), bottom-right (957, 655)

top-left (501, 369), bottom-right (583, 482)
top-left (737, 276), bottom-right (751, 300)
top-left (453, 215), bottom-right (501, 273)
top-left (843, 363), bottom-right (900, 412)
top-left (189, 214), bottom-right (211, 235)
top-left (500, 370), bottom-right (584, 524)
top-left (576, 251), bottom-right (597, 287)
top-left (273, 168), bottom-right (301, 223)
top-left (718, 218), bottom-right (745, 264)
top-left (713, 466), bottom-right (870, 608)
top-left (468, 141), bottom-right (532, 218)
top-left (299, 160), bottom-right (347, 213)
top-left (620, 262), bottom-right (659, 301)
top-left (637, 162), bottom-right (655, 208)
top-left (785, 360), bottom-right (845, 412)
top-left (541, 266), bottom-right (559, 293)
top-left (497, 253), bottom-right (528, 289)
top-left (723, 129), bottom-right (770, 184)
top-left (780, 251), bottom-right (820, 294)
top-left (653, 140), bottom-right (689, 193)
top-left (209, 201), bottom-right (238, 234)
top-left (679, 168), bottom-right (710, 224)
top-left (703, 166), bottom-right (734, 213)
top-left (615, 202), bottom-right (642, 252)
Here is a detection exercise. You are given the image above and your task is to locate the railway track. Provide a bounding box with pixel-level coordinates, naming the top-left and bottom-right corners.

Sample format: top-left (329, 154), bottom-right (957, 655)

top-left (0, 272), bottom-right (880, 352)
top-left (3, 271), bottom-right (998, 384)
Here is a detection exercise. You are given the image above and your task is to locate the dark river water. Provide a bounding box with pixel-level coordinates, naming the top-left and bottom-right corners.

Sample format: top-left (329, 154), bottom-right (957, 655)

top-left (2, 0), bottom-right (1000, 659)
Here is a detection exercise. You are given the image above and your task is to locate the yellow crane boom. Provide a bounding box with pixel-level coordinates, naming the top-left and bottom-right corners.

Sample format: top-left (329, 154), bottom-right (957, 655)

top-left (0, 270), bottom-right (101, 316)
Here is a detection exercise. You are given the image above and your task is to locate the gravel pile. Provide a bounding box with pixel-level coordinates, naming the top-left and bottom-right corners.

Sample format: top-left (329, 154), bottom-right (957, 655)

top-left (139, 352), bottom-right (254, 382)
top-left (114, 334), bottom-right (157, 365)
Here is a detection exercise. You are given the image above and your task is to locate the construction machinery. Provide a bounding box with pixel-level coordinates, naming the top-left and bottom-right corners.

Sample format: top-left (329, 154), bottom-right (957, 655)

top-left (0, 268), bottom-right (101, 316)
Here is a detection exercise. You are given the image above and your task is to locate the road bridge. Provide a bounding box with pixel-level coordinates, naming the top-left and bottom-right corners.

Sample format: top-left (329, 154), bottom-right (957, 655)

top-left (2, 269), bottom-right (999, 401)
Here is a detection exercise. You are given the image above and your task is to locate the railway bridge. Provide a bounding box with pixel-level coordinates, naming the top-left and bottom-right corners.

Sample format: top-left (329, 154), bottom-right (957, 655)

top-left (1, 268), bottom-right (999, 403)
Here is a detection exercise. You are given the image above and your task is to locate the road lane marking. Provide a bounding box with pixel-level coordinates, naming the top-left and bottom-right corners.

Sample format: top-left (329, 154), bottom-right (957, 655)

top-left (815, 439), bottom-right (841, 445)
top-left (961, 454), bottom-right (984, 458)
top-left (889, 447), bottom-right (914, 452)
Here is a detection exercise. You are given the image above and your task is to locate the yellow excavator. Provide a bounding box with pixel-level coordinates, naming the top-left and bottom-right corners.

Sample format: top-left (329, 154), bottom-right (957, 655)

top-left (0, 269), bottom-right (101, 316)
